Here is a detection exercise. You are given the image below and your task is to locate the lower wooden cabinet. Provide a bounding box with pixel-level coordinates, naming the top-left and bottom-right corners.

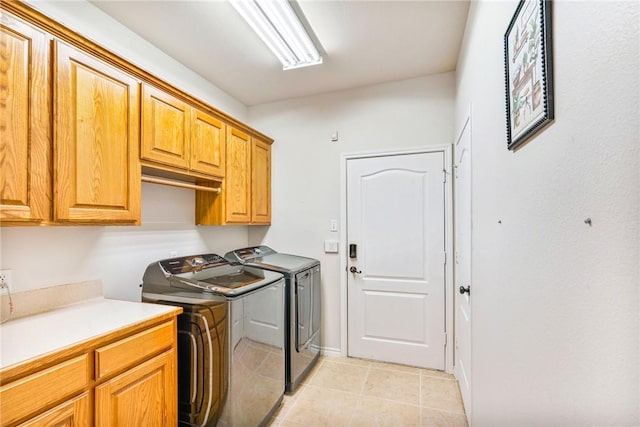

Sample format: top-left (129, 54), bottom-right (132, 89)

top-left (0, 354), bottom-right (90, 426)
top-left (95, 350), bottom-right (176, 426)
top-left (21, 393), bottom-right (91, 427)
top-left (0, 317), bottom-right (178, 426)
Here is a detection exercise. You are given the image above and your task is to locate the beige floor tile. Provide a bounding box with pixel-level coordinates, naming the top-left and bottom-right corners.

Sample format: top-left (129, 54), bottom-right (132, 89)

top-left (283, 385), bottom-right (359, 426)
top-left (307, 359), bottom-right (369, 393)
top-left (295, 384), bottom-right (358, 402)
top-left (370, 360), bottom-right (422, 375)
top-left (421, 407), bottom-right (468, 427)
top-left (269, 356), bottom-right (467, 427)
top-left (421, 369), bottom-right (456, 380)
top-left (278, 420), bottom-right (310, 427)
top-left (363, 368), bottom-right (421, 405)
top-left (351, 396), bottom-right (421, 427)
top-left (420, 376), bottom-right (465, 414)
top-left (325, 356), bottom-right (372, 367)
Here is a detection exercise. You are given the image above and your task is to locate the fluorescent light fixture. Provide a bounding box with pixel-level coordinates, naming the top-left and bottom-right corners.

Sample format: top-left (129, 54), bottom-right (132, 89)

top-left (230, 0), bottom-right (323, 70)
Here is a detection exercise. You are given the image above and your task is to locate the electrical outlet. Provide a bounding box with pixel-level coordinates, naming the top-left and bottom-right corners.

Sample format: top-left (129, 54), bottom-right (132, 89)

top-left (0, 269), bottom-right (12, 295)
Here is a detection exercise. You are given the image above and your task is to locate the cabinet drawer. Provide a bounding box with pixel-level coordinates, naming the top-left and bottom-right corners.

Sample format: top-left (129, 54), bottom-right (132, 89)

top-left (95, 321), bottom-right (174, 379)
top-left (0, 354), bottom-right (89, 425)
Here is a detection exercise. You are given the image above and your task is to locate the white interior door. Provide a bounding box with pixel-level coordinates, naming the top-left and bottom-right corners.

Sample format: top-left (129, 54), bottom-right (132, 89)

top-left (347, 152), bottom-right (446, 369)
top-left (454, 117), bottom-right (472, 417)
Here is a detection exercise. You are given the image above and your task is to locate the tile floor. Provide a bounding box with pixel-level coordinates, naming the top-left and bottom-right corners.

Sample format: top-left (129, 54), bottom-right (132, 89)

top-left (268, 357), bottom-right (468, 427)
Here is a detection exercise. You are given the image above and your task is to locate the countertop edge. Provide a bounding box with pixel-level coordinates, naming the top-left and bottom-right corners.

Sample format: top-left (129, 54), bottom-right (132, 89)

top-left (0, 297), bottom-right (182, 380)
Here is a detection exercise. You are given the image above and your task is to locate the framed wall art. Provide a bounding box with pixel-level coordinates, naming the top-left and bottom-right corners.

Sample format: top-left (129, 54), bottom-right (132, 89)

top-left (504, 0), bottom-right (554, 150)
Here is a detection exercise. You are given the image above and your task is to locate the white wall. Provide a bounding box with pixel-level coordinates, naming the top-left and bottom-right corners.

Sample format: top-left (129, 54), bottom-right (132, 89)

top-left (455, 1), bottom-right (639, 425)
top-left (0, 1), bottom-right (250, 300)
top-left (1, 184), bottom-right (248, 301)
top-left (248, 74), bottom-right (455, 352)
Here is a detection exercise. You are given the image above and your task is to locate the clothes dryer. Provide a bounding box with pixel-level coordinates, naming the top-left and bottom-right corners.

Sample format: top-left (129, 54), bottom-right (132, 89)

top-left (225, 246), bottom-right (321, 392)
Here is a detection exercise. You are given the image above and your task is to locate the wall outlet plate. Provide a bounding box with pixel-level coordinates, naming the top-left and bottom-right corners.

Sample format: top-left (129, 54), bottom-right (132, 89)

top-left (0, 269), bottom-right (12, 295)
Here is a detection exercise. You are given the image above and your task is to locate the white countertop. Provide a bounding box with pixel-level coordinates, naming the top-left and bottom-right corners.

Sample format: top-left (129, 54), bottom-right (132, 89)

top-left (0, 298), bottom-right (179, 370)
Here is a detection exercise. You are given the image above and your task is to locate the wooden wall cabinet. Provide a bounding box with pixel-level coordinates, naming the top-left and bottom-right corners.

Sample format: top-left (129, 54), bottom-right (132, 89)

top-left (191, 108), bottom-right (226, 177)
top-left (0, 12), bottom-right (51, 224)
top-left (0, 1), bottom-right (272, 227)
top-left (224, 127), bottom-right (252, 223)
top-left (54, 41), bottom-right (141, 223)
top-left (1, 7), bottom-right (142, 226)
top-left (251, 136), bottom-right (272, 224)
top-left (142, 84), bottom-right (226, 180)
top-left (196, 128), bottom-right (272, 225)
top-left (141, 84), bottom-right (191, 170)
top-left (0, 317), bottom-right (179, 426)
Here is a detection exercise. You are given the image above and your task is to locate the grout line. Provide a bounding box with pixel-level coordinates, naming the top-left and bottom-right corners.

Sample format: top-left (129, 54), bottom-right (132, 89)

top-left (419, 369), bottom-right (423, 426)
top-left (360, 363), bottom-right (371, 395)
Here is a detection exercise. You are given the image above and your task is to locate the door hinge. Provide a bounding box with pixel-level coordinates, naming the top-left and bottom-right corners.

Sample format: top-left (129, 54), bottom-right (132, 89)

top-left (443, 169), bottom-right (448, 183)
top-left (444, 333), bottom-right (448, 347)
top-left (439, 251), bottom-right (447, 265)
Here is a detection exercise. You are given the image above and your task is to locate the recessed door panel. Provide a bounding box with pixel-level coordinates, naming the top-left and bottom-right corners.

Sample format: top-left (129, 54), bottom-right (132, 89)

top-left (141, 83), bottom-right (190, 169)
top-left (362, 291), bottom-right (429, 344)
top-left (73, 64), bottom-right (128, 208)
top-left (0, 14), bottom-right (50, 222)
top-left (361, 169), bottom-right (428, 280)
top-left (225, 127), bottom-right (251, 223)
top-left (191, 109), bottom-right (225, 177)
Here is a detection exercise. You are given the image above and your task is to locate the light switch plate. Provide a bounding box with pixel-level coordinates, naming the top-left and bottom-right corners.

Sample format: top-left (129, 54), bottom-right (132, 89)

top-left (324, 240), bottom-right (339, 253)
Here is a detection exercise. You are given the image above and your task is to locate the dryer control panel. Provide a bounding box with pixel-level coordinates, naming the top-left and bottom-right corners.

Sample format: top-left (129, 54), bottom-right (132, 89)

top-left (159, 254), bottom-right (228, 275)
top-left (227, 246), bottom-right (276, 262)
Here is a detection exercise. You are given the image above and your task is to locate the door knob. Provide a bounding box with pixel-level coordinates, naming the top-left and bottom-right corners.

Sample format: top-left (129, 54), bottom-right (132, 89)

top-left (459, 285), bottom-right (470, 295)
top-left (349, 266), bottom-right (362, 274)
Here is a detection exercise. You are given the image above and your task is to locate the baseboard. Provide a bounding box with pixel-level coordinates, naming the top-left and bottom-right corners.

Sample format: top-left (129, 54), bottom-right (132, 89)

top-left (320, 347), bottom-right (343, 357)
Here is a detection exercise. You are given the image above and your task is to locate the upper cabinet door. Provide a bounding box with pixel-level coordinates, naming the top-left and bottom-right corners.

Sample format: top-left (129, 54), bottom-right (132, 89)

top-left (54, 41), bottom-right (141, 223)
top-left (251, 138), bottom-right (271, 224)
top-left (191, 109), bottom-right (225, 177)
top-left (0, 13), bottom-right (51, 223)
top-left (225, 127), bottom-right (251, 223)
top-left (141, 84), bottom-right (190, 170)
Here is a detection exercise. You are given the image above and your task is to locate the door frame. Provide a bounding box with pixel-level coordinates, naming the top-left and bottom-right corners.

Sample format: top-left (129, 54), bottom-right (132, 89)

top-left (339, 145), bottom-right (454, 372)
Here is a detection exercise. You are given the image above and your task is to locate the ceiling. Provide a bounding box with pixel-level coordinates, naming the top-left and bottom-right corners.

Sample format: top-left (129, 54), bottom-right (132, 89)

top-left (90, 0), bottom-right (470, 106)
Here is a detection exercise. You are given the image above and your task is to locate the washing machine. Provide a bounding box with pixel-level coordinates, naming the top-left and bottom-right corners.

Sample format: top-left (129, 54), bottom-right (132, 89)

top-left (141, 253), bottom-right (285, 426)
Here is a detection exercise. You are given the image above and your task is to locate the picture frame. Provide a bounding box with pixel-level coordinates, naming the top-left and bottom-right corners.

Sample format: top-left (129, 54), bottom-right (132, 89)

top-left (504, 0), bottom-right (554, 150)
